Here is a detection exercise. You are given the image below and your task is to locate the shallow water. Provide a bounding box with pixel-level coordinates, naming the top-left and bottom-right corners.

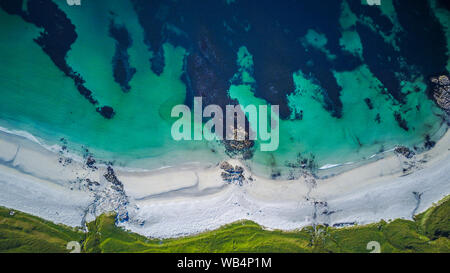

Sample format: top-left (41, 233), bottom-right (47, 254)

top-left (0, 0), bottom-right (448, 177)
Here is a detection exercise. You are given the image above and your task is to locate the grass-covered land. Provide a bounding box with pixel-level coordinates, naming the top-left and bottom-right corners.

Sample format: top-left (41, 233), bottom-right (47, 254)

top-left (0, 208), bottom-right (84, 253)
top-left (1, 196), bottom-right (449, 253)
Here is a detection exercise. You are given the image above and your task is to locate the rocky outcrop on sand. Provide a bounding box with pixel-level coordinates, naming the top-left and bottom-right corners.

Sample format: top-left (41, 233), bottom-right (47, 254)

top-left (394, 146), bottom-right (415, 159)
top-left (220, 161), bottom-right (246, 185)
top-left (430, 75), bottom-right (450, 114)
top-left (394, 146), bottom-right (427, 176)
top-left (223, 127), bottom-right (254, 160)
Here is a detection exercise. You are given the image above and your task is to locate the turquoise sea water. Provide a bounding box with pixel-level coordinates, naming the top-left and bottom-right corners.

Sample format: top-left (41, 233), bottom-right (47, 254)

top-left (0, 2), bottom-right (225, 169)
top-left (0, 1), bottom-right (449, 176)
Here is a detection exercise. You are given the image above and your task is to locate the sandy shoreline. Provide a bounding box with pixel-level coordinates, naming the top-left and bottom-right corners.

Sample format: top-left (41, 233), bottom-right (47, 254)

top-left (0, 126), bottom-right (449, 238)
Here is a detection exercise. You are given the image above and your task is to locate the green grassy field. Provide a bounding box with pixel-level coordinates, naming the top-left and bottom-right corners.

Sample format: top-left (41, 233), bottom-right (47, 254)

top-left (1, 196), bottom-right (449, 253)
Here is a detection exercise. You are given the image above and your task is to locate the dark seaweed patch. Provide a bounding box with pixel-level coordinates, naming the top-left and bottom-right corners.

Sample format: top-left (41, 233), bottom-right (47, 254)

top-left (424, 134), bottom-right (436, 150)
top-left (0, 0), bottom-right (115, 119)
top-left (130, 0), bottom-right (168, 75)
top-left (3, 0), bottom-right (448, 123)
top-left (96, 106), bottom-right (115, 119)
top-left (347, 0), bottom-right (394, 34)
top-left (0, 0), bottom-right (24, 15)
top-left (130, 0), bottom-right (368, 120)
top-left (356, 22), bottom-right (405, 104)
top-left (438, 0), bottom-right (450, 10)
top-left (394, 111), bottom-right (409, 131)
top-left (109, 19), bottom-right (136, 92)
top-left (364, 98), bottom-right (373, 110)
top-left (375, 113), bottom-right (381, 124)
top-left (394, 0), bottom-right (448, 77)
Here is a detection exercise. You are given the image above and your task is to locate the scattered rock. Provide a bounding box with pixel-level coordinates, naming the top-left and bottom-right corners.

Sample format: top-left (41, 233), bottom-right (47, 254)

top-left (333, 222), bottom-right (356, 228)
top-left (219, 161), bottom-right (233, 172)
top-left (86, 156), bottom-right (97, 170)
top-left (284, 152), bottom-right (318, 180)
top-left (394, 146), bottom-right (415, 159)
top-left (104, 166), bottom-right (124, 189)
top-left (86, 178), bottom-right (100, 187)
top-left (81, 166), bottom-right (132, 226)
top-left (270, 170), bottom-right (281, 179)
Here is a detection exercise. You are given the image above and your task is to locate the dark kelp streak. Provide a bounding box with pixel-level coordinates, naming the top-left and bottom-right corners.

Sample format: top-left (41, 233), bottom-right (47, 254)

top-left (109, 16), bottom-right (136, 92)
top-left (0, 0), bottom-right (115, 119)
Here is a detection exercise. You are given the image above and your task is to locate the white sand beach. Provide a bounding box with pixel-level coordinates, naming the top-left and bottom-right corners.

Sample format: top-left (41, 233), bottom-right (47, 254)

top-left (0, 126), bottom-right (449, 238)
